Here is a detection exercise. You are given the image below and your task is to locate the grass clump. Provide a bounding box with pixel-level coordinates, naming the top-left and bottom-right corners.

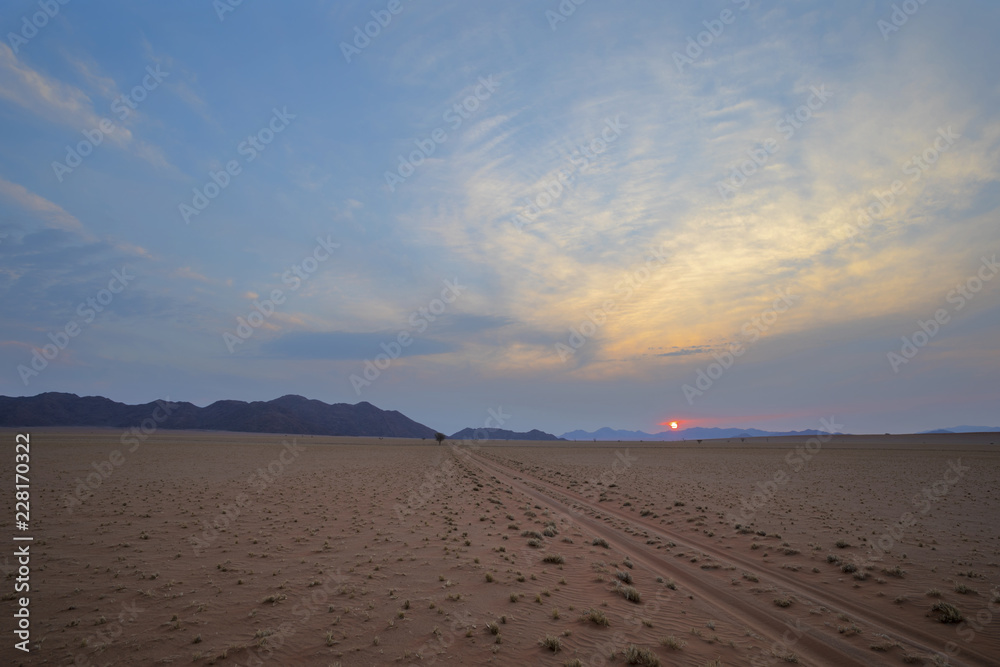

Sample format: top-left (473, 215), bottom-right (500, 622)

top-left (661, 635), bottom-right (686, 650)
top-left (930, 601), bottom-right (963, 623)
top-left (592, 537), bottom-right (610, 548)
top-left (616, 584), bottom-right (641, 603)
top-left (582, 607), bottom-right (609, 626)
top-left (543, 554), bottom-right (565, 564)
top-left (624, 644), bottom-right (661, 666)
top-left (539, 635), bottom-right (561, 652)
top-left (616, 570), bottom-right (633, 584)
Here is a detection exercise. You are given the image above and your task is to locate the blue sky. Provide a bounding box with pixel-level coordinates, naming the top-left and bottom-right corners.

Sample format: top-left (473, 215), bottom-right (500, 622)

top-left (1, 0), bottom-right (998, 436)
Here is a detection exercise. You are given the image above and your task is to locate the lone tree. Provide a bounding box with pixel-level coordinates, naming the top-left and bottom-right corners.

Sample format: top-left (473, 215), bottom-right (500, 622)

top-left (435, 432), bottom-right (446, 445)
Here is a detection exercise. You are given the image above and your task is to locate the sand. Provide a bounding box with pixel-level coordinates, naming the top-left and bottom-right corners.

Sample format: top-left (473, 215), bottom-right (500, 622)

top-left (1, 428), bottom-right (998, 666)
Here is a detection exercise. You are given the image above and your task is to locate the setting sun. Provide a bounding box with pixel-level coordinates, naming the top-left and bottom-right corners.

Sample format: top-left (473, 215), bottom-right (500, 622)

top-left (670, 421), bottom-right (678, 429)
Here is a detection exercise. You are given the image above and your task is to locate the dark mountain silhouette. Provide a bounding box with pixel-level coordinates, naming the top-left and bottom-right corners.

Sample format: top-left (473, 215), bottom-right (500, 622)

top-left (0, 392), bottom-right (437, 438)
top-left (920, 426), bottom-right (1000, 434)
top-left (448, 427), bottom-right (565, 441)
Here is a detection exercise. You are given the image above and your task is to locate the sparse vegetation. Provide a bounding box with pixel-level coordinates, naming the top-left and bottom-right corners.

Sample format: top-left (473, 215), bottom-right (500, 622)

top-left (930, 602), bottom-right (963, 623)
top-left (623, 644), bottom-right (660, 666)
top-left (592, 537), bottom-right (610, 548)
top-left (661, 635), bottom-right (686, 650)
top-left (540, 635), bottom-right (561, 652)
top-left (583, 608), bottom-right (609, 626)
top-left (616, 584), bottom-right (641, 603)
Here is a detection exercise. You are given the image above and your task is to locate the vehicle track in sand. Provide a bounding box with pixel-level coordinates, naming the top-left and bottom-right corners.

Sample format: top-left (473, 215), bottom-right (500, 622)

top-left (466, 449), bottom-right (993, 667)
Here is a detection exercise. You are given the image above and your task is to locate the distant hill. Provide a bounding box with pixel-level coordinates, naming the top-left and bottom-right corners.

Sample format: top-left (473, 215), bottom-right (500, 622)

top-left (0, 392), bottom-right (437, 438)
top-left (449, 427), bottom-right (564, 441)
top-left (561, 426), bottom-right (838, 441)
top-left (921, 426), bottom-right (1000, 434)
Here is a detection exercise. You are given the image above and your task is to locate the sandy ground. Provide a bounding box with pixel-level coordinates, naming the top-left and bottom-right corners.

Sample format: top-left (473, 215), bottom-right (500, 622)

top-left (1, 428), bottom-right (998, 666)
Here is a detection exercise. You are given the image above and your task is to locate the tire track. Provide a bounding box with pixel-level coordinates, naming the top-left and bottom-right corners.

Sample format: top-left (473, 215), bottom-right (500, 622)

top-left (469, 451), bottom-right (993, 667)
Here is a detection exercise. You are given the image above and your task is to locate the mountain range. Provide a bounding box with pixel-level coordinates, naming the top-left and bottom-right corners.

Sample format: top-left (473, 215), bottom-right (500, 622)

top-left (449, 427), bottom-right (565, 441)
top-left (2, 393), bottom-right (995, 441)
top-left (0, 392), bottom-right (437, 438)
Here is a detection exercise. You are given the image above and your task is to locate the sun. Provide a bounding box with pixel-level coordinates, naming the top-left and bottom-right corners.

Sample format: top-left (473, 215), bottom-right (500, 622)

top-left (670, 421), bottom-right (678, 429)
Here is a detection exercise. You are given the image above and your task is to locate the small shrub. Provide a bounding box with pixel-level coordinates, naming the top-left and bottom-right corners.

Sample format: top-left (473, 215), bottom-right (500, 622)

top-left (623, 644), bottom-right (660, 666)
top-left (543, 554), bottom-right (565, 564)
top-left (661, 635), bottom-right (686, 650)
top-left (774, 597), bottom-right (792, 608)
top-left (616, 570), bottom-right (633, 584)
top-left (539, 635), bottom-right (561, 652)
top-left (930, 602), bottom-right (963, 623)
top-left (617, 584), bottom-right (641, 603)
top-left (592, 537), bottom-right (610, 548)
top-left (583, 608), bottom-right (609, 626)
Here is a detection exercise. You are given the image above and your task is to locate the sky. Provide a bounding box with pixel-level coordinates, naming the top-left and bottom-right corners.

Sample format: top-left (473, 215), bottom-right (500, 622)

top-left (1, 0), bottom-right (998, 437)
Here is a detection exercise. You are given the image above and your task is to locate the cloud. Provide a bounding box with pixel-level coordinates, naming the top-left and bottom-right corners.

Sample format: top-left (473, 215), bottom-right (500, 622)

top-left (260, 331), bottom-right (459, 360)
top-left (0, 44), bottom-right (180, 171)
top-left (0, 176), bottom-right (92, 238)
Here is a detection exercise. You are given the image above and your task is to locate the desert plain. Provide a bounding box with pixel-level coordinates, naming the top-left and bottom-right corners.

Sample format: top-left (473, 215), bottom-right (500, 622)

top-left (1, 429), bottom-right (999, 666)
